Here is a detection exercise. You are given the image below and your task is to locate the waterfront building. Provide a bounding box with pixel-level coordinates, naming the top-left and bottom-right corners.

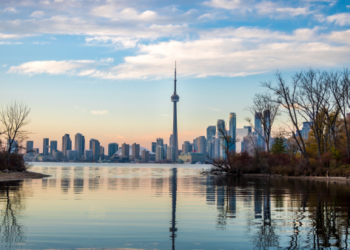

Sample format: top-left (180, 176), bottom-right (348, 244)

top-left (255, 112), bottom-right (265, 150)
top-left (84, 150), bottom-right (93, 161)
top-left (75, 133), bottom-right (85, 159)
top-left (301, 122), bottom-right (311, 140)
top-left (89, 139), bottom-right (94, 150)
top-left (182, 141), bottom-right (192, 153)
top-left (114, 146), bottom-right (155, 161)
top-left (122, 143), bottom-right (130, 160)
top-left (26, 141), bottom-right (34, 155)
top-left (66, 150), bottom-right (79, 161)
top-left (132, 143), bottom-right (140, 160)
top-left (229, 113), bottom-right (236, 153)
top-left (207, 141), bottom-right (213, 158)
top-left (50, 140), bottom-right (57, 155)
top-left (217, 120), bottom-right (226, 159)
top-left (167, 146), bottom-right (176, 161)
top-left (178, 152), bottom-right (205, 164)
top-left (43, 138), bottom-right (49, 156)
top-left (151, 142), bottom-right (157, 153)
top-left (141, 150), bottom-right (150, 162)
top-left (198, 136), bottom-right (207, 155)
top-left (169, 134), bottom-right (173, 148)
top-left (206, 126), bottom-right (216, 143)
top-left (217, 119), bottom-right (225, 137)
top-left (193, 138), bottom-right (198, 151)
top-left (244, 126), bottom-right (252, 133)
top-left (91, 139), bottom-right (100, 161)
top-left (100, 146), bottom-right (105, 160)
top-left (53, 150), bottom-right (63, 161)
top-left (171, 63), bottom-right (180, 160)
top-left (156, 138), bottom-right (164, 147)
top-left (214, 136), bottom-right (220, 158)
top-left (264, 110), bottom-right (270, 151)
top-left (33, 148), bottom-right (39, 155)
top-left (108, 143), bottom-right (119, 157)
top-left (156, 145), bottom-right (164, 161)
top-left (62, 134), bottom-right (72, 158)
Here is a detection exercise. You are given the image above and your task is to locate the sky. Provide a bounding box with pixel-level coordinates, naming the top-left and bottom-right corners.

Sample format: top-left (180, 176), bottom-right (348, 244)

top-left (0, 0), bottom-right (350, 153)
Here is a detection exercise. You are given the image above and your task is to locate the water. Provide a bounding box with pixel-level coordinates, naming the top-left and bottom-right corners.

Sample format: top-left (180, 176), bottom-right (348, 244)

top-left (1, 162), bottom-right (350, 249)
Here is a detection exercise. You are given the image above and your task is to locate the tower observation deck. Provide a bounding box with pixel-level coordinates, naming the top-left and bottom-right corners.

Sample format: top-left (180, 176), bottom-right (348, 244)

top-left (171, 63), bottom-right (179, 160)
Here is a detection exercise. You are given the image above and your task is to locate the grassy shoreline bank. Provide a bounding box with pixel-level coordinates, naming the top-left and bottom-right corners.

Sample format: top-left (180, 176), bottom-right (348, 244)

top-left (0, 171), bottom-right (50, 182)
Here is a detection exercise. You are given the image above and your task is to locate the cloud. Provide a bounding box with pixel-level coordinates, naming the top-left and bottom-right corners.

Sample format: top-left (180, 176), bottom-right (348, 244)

top-left (91, 110), bottom-right (108, 115)
top-left (327, 13), bottom-right (350, 26)
top-left (33, 41), bottom-right (49, 44)
top-left (203, 0), bottom-right (249, 11)
top-left (30, 11), bottom-right (44, 18)
top-left (75, 106), bottom-right (85, 112)
top-left (256, 1), bottom-right (312, 17)
top-left (0, 33), bottom-right (32, 39)
top-left (0, 41), bottom-right (22, 45)
top-left (3, 7), bottom-right (18, 13)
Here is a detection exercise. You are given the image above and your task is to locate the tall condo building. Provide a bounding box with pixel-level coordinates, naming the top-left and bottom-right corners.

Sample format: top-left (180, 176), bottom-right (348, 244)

top-left (198, 136), bottom-right (207, 155)
top-left (167, 146), bottom-right (176, 161)
top-left (217, 120), bottom-right (226, 158)
top-left (43, 138), bottom-right (49, 156)
top-left (89, 139), bottom-right (95, 150)
top-left (50, 140), bottom-right (58, 155)
top-left (217, 119), bottom-right (226, 137)
top-left (156, 145), bottom-right (164, 161)
top-left (100, 146), bottom-right (105, 160)
top-left (156, 138), bottom-right (164, 147)
top-left (141, 150), bottom-right (149, 162)
top-left (169, 134), bottom-right (173, 147)
top-left (75, 133), bottom-right (85, 159)
top-left (151, 142), bottom-right (157, 153)
top-left (91, 139), bottom-right (100, 161)
top-left (193, 138), bottom-right (198, 151)
top-left (171, 63), bottom-right (180, 160)
top-left (108, 143), bottom-right (119, 157)
top-left (182, 141), bottom-right (192, 153)
top-left (62, 134), bottom-right (72, 158)
top-left (263, 110), bottom-right (270, 151)
top-left (206, 126), bottom-right (216, 143)
top-left (122, 143), bottom-right (130, 160)
top-left (26, 141), bottom-right (34, 155)
top-left (132, 143), bottom-right (140, 160)
top-left (244, 126), bottom-right (252, 134)
top-left (229, 113), bottom-right (237, 153)
top-left (254, 112), bottom-right (264, 150)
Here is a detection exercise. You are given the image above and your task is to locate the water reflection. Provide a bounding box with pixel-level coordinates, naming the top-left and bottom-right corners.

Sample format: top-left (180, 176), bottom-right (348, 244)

top-left (0, 181), bottom-right (26, 250)
top-left (0, 165), bottom-right (350, 249)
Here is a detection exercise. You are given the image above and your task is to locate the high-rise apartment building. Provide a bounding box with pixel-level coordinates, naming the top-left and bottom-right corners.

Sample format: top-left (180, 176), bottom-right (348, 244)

top-left (132, 143), bottom-right (140, 160)
top-left (156, 138), bottom-right (164, 147)
top-left (91, 139), bottom-right (100, 161)
top-left (141, 150), bottom-right (149, 162)
top-left (206, 126), bottom-right (216, 142)
top-left (229, 113), bottom-right (236, 153)
top-left (151, 142), bottom-right (157, 153)
top-left (50, 140), bottom-right (57, 155)
top-left (217, 119), bottom-right (226, 137)
top-left (62, 134), bottom-right (72, 158)
top-left (43, 138), bottom-right (49, 156)
top-left (84, 150), bottom-right (93, 161)
top-left (89, 139), bottom-right (95, 150)
top-left (122, 143), bottom-right (130, 160)
top-left (75, 133), bottom-right (85, 159)
top-left (169, 134), bottom-right (173, 148)
top-left (193, 138), bottom-right (198, 151)
top-left (26, 141), bottom-right (34, 155)
top-left (167, 146), bottom-right (176, 161)
top-left (198, 136), bottom-right (207, 155)
top-left (244, 126), bottom-right (252, 134)
top-left (182, 141), bottom-right (192, 153)
top-left (100, 146), bottom-right (105, 160)
top-left (156, 145), bottom-right (164, 161)
top-left (108, 143), bottom-right (119, 157)
top-left (255, 112), bottom-right (264, 150)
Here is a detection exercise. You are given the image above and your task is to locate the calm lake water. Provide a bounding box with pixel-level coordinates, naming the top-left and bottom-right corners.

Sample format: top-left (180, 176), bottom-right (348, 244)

top-left (1, 163), bottom-right (350, 250)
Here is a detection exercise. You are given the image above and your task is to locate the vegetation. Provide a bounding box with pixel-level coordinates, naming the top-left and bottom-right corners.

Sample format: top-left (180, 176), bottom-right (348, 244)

top-left (210, 68), bottom-right (350, 177)
top-left (0, 102), bottom-right (31, 172)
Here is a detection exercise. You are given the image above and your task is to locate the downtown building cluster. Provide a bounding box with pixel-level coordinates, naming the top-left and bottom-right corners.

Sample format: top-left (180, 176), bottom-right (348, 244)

top-left (24, 133), bottom-right (154, 163)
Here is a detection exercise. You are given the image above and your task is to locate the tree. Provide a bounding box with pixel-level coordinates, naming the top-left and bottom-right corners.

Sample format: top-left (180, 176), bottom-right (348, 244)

top-left (245, 93), bottom-right (280, 153)
top-left (271, 137), bottom-right (286, 154)
top-left (0, 102), bottom-right (31, 168)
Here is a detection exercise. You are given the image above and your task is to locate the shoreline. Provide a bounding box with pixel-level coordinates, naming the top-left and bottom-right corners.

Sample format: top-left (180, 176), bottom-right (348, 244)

top-left (242, 173), bottom-right (350, 183)
top-left (0, 171), bottom-right (50, 182)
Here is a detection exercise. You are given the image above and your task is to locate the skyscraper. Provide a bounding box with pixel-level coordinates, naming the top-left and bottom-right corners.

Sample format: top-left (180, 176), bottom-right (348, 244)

top-left (122, 143), bottom-right (130, 160)
top-left (62, 134), bottom-right (72, 158)
top-left (171, 63), bottom-right (179, 160)
top-left (100, 146), bottom-right (105, 160)
top-left (255, 112), bottom-right (264, 150)
top-left (91, 139), bottom-right (100, 161)
top-left (50, 140), bottom-right (57, 155)
top-left (132, 143), bottom-right (140, 160)
top-left (198, 136), bottom-right (207, 155)
top-left (74, 133), bottom-right (85, 159)
top-left (217, 120), bottom-right (226, 159)
top-left (108, 143), bottom-right (119, 157)
top-left (229, 113), bottom-right (236, 153)
top-left (151, 142), bottom-right (157, 153)
top-left (206, 126), bottom-right (216, 143)
top-left (182, 141), bottom-right (192, 153)
top-left (156, 138), bottom-right (164, 147)
top-left (169, 134), bottom-right (173, 147)
top-left (26, 141), bottom-right (34, 155)
top-left (43, 138), bottom-right (49, 156)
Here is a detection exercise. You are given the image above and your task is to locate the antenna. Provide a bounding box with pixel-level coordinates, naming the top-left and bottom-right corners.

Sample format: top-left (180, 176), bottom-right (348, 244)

top-left (174, 61), bottom-right (177, 94)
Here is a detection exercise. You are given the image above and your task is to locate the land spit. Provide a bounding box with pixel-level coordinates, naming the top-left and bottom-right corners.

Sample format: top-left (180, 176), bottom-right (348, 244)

top-left (0, 171), bottom-right (50, 182)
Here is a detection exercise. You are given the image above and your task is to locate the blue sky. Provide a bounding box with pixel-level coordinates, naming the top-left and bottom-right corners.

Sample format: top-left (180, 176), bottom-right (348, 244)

top-left (1, 0), bottom-right (350, 151)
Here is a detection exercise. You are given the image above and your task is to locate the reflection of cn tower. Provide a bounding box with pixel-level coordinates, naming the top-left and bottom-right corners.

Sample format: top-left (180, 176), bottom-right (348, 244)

top-left (169, 168), bottom-right (178, 250)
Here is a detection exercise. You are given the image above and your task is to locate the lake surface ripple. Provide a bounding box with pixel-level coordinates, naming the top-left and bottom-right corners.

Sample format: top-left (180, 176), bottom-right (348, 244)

top-left (0, 162), bottom-right (350, 249)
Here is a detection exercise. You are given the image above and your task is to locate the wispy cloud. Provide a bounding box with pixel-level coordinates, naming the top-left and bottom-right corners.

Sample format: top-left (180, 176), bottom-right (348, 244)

top-left (0, 41), bottom-right (22, 45)
top-left (3, 7), bottom-right (18, 13)
top-left (91, 110), bottom-right (108, 115)
top-left (31, 11), bottom-right (44, 18)
top-left (327, 13), bottom-right (350, 26)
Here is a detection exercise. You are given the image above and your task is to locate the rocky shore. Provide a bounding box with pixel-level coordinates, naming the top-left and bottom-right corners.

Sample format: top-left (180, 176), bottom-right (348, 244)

top-left (0, 171), bottom-right (50, 182)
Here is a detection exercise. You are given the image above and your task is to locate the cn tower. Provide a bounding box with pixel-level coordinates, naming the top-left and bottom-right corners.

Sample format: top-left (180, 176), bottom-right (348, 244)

top-left (171, 62), bottom-right (179, 160)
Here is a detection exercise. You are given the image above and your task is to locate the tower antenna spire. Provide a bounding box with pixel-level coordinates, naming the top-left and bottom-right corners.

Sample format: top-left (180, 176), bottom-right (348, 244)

top-left (174, 61), bottom-right (177, 94)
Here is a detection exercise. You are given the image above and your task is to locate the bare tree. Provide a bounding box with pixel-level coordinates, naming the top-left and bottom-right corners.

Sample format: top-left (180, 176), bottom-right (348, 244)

top-left (245, 93), bottom-right (280, 153)
top-left (262, 71), bottom-right (310, 167)
top-left (0, 102), bottom-right (31, 168)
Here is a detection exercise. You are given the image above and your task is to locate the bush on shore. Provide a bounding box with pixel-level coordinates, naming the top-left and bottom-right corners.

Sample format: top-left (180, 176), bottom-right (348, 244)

top-left (0, 151), bottom-right (29, 172)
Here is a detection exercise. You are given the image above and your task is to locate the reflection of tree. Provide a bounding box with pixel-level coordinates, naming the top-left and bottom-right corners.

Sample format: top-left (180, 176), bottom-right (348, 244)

top-left (0, 181), bottom-right (26, 250)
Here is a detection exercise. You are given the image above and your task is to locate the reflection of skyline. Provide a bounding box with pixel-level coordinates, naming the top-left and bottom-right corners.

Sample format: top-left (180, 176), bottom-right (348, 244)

top-left (169, 168), bottom-right (177, 250)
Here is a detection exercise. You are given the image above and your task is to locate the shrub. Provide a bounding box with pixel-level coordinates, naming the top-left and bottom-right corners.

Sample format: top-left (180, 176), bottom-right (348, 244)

top-left (0, 151), bottom-right (28, 172)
